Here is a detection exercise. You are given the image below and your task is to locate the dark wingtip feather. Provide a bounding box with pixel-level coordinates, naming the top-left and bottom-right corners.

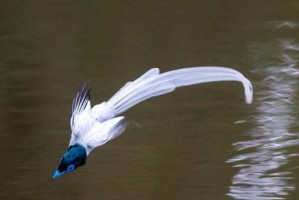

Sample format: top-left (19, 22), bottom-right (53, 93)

top-left (80, 81), bottom-right (91, 101)
top-left (72, 82), bottom-right (91, 113)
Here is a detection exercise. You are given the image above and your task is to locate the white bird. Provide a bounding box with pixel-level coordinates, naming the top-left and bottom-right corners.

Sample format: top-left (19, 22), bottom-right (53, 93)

top-left (52, 66), bottom-right (253, 179)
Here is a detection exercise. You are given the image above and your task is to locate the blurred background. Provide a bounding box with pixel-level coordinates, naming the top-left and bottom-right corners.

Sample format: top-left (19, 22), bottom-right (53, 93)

top-left (1, 1), bottom-right (299, 199)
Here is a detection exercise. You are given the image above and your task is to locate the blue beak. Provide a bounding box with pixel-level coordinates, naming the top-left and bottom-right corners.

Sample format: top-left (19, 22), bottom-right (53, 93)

top-left (52, 170), bottom-right (66, 179)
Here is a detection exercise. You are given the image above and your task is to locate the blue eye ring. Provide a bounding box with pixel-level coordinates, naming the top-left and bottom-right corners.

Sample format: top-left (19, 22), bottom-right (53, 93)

top-left (67, 164), bottom-right (75, 171)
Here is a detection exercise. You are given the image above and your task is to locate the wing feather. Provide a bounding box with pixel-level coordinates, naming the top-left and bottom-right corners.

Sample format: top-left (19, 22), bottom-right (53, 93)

top-left (72, 82), bottom-right (91, 114)
top-left (85, 116), bottom-right (128, 154)
top-left (69, 83), bottom-right (93, 146)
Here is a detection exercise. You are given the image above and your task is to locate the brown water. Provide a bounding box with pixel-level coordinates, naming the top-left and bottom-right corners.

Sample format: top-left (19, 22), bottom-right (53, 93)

top-left (1, 1), bottom-right (299, 200)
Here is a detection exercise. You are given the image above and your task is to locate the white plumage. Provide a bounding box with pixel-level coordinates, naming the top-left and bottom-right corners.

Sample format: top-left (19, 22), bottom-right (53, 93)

top-left (69, 66), bottom-right (253, 155)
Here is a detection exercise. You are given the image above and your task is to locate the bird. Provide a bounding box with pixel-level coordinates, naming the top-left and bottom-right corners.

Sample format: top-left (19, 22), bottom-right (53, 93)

top-left (52, 66), bottom-right (253, 179)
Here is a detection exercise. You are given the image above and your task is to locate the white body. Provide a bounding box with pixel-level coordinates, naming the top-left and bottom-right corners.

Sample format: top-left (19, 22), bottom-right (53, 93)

top-left (69, 67), bottom-right (253, 155)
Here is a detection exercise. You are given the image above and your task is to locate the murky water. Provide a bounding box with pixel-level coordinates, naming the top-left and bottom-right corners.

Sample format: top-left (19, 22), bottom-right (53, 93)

top-left (1, 1), bottom-right (299, 200)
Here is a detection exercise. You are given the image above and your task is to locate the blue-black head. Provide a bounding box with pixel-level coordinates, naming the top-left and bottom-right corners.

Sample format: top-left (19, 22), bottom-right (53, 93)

top-left (52, 144), bottom-right (87, 179)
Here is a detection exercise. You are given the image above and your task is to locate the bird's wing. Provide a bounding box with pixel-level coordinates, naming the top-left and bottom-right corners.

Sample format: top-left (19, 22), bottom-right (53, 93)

top-left (71, 82), bottom-right (91, 115)
top-left (92, 67), bottom-right (252, 120)
top-left (69, 83), bottom-right (92, 146)
top-left (85, 116), bottom-right (128, 155)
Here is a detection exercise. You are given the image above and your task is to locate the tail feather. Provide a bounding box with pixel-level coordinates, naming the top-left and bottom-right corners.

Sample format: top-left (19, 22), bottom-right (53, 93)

top-left (109, 68), bottom-right (160, 104)
top-left (113, 84), bottom-right (175, 114)
top-left (160, 67), bottom-right (253, 104)
top-left (106, 66), bottom-right (253, 117)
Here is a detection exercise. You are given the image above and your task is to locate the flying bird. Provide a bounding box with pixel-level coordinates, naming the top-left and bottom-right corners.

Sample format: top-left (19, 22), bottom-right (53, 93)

top-left (52, 66), bottom-right (253, 179)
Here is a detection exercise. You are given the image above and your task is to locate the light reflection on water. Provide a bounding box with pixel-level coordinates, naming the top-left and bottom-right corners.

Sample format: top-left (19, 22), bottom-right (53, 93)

top-left (227, 23), bottom-right (299, 200)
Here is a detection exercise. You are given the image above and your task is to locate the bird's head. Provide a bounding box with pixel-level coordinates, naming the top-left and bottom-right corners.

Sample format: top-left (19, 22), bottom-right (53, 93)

top-left (52, 144), bottom-right (87, 179)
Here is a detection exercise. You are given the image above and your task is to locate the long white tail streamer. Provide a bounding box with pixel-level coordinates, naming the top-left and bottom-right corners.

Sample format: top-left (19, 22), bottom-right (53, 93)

top-left (107, 66), bottom-right (253, 116)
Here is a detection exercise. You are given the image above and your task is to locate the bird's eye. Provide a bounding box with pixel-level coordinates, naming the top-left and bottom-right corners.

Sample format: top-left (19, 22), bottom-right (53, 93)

top-left (67, 164), bottom-right (75, 172)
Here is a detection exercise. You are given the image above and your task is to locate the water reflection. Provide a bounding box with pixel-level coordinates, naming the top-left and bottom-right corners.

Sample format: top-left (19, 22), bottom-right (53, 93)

top-left (227, 23), bottom-right (299, 199)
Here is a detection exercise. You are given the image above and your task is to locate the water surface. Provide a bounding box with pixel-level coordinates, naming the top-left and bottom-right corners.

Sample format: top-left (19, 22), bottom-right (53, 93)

top-left (1, 1), bottom-right (299, 200)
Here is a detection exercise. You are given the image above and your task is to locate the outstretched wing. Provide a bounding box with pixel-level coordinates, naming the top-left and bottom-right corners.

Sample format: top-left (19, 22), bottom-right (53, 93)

top-left (85, 116), bottom-right (129, 155)
top-left (69, 83), bottom-right (92, 146)
top-left (72, 82), bottom-right (91, 115)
